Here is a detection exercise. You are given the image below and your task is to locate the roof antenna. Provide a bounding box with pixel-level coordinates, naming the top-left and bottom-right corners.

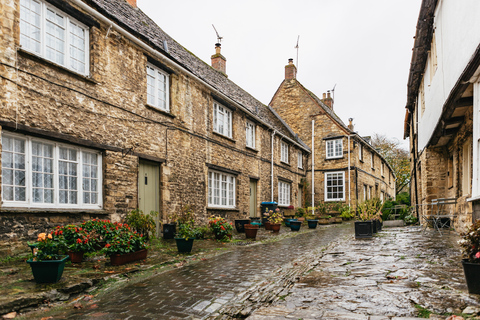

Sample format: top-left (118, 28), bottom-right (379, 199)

top-left (294, 35), bottom-right (300, 73)
top-left (331, 83), bottom-right (336, 109)
top-left (212, 24), bottom-right (223, 43)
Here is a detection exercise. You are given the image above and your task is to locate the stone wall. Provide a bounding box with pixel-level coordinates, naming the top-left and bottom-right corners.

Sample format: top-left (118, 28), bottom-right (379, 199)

top-left (0, 0), bottom-right (308, 239)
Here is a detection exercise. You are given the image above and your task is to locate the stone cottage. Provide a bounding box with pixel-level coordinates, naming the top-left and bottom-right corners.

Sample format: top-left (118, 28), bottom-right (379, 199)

top-left (270, 60), bottom-right (396, 209)
top-left (404, 0), bottom-right (480, 232)
top-left (0, 0), bottom-right (310, 239)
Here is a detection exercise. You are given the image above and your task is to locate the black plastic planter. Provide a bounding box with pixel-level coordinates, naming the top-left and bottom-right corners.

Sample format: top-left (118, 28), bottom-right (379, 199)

top-left (163, 223), bottom-right (176, 239)
top-left (235, 219), bottom-right (251, 233)
top-left (355, 221), bottom-right (373, 239)
top-left (462, 259), bottom-right (480, 294)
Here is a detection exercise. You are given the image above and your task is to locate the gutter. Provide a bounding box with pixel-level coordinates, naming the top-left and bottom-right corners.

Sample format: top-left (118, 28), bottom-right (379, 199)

top-left (73, 0), bottom-right (309, 153)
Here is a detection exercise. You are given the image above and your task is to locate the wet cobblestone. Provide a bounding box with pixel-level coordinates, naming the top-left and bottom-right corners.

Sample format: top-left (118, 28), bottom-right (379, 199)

top-left (40, 223), bottom-right (351, 319)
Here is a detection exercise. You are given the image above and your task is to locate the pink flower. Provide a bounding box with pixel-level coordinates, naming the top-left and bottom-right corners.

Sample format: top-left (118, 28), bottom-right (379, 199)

top-left (475, 252), bottom-right (480, 259)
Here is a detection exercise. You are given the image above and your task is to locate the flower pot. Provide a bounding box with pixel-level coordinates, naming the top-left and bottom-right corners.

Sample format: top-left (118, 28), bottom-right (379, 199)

top-left (235, 219), bottom-right (251, 233)
top-left (290, 221), bottom-right (302, 231)
top-left (334, 217), bottom-right (343, 224)
top-left (462, 259), bottom-right (480, 294)
top-left (175, 238), bottom-right (195, 253)
top-left (270, 223), bottom-right (281, 233)
top-left (328, 217), bottom-right (336, 224)
top-left (307, 219), bottom-right (318, 229)
top-left (264, 221), bottom-right (272, 230)
top-left (284, 219), bottom-right (297, 228)
top-left (376, 219), bottom-right (382, 232)
top-left (372, 220), bottom-right (378, 233)
top-left (244, 224), bottom-right (259, 239)
top-left (68, 251), bottom-right (84, 263)
top-left (110, 249), bottom-right (148, 266)
top-left (163, 223), bottom-right (176, 239)
top-left (27, 255), bottom-right (69, 283)
top-left (297, 217), bottom-right (305, 223)
top-left (317, 218), bottom-right (329, 225)
top-left (355, 221), bottom-right (373, 239)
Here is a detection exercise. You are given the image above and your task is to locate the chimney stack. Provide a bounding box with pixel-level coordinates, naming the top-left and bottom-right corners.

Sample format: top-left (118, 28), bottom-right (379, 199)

top-left (211, 43), bottom-right (227, 75)
top-left (126, 0), bottom-right (137, 7)
top-left (322, 90), bottom-right (334, 109)
top-left (348, 118), bottom-right (354, 131)
top-left (285, 58), bottom-right (297, 80)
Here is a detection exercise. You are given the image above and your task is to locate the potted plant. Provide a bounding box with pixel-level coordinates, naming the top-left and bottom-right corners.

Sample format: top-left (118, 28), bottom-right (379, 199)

top-left (27, 232), bottom-right (69, 283)
top-left (102, 230), bottom-right (148, 266)
top-left (290, 220), bottom-right (302, 231)
top-left (57, 225), bottom-right (94, 263)
top-left (244, 224), bottom-right (259, 239)
top-left (163, 212), bottom-right (178, 240)
top-left (305, 212), bottom-right (318, 229)
top-left (209, 216), bottom-right (233, 241)
top-left (235, 218), bottom-right (251, 233)
top-left (174, 206), bottom-right (197, 253)
top-left (355, 199), bottom-right (383, 239)
top-left (125, 209), bottom-right (158, 239)
top-left (267, 209), bottom-right (283, 233)
top-left (458, 220), bottom-right (480, 294)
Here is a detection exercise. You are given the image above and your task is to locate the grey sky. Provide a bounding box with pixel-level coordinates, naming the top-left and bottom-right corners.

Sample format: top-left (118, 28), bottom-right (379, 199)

top-left (137, 0), bottom-right (421, 149)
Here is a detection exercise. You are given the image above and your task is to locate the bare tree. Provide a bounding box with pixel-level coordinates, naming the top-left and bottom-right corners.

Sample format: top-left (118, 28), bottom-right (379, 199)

top-left (371, 133), bottom-right (410, 196)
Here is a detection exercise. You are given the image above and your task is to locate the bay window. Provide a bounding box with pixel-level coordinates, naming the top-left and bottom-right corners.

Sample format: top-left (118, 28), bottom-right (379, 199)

top-left (1, 132), bottom-right (102, 208)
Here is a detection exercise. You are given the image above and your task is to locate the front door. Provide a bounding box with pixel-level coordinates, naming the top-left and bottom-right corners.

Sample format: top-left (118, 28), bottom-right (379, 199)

top-left (138, 161), bottom-right (160, 235)
top-left (249, 180), bottom-right (257, 217)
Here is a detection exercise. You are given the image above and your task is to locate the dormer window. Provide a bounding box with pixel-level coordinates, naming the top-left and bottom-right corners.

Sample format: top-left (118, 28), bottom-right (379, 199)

top-left (326, 139), bottom-right (343, 159)
top-left (20, 0), bottom-right (90, 75)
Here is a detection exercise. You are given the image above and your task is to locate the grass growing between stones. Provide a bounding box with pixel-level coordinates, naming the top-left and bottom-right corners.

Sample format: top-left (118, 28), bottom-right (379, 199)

top-left (415, 304), bottom-right (432, 318)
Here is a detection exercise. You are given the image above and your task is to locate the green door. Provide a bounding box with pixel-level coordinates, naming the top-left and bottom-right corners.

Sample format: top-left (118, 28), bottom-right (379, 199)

top-left (138, 161), bottom-right (160, 235)
top-left (249, 180), bottom-right (257, 217)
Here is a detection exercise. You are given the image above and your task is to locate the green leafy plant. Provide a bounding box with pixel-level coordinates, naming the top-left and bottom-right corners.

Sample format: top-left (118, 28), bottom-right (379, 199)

top-left (209, 215), bottom-right (233, 240)
top-left (295, 207), bottom-right (306, 218)
top-left (357, 198), bottom-right (383, 222)
top-left (404, 214), bottom-right (418, 225)
top-left (175, 205), bottom-right (197, 240)
top-left (101, 231), bottom-right (147, 257)
top-left (458, 220), bottom-right (480, 263)
top-left (339, 205), bottom-right (354, 220)
top-left (30, 233), bottom-right (63, 261)
top-left (125, 209), bottom-right (157, 239)
top-left (57, 225), bottom-right (96, 253)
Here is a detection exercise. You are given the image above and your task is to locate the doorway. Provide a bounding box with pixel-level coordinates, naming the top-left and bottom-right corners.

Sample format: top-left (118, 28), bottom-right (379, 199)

top-left (249, 180), bottom-right (257, 217)
top-left (138, 160), bottom-right (160, 236)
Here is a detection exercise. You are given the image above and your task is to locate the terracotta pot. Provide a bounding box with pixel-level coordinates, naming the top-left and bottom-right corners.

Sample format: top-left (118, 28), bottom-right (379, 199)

top-left (328, 217), bottom-right (336, 224)
top-left (110, 249), bottom-right (148, 266)
top-left (317, 218), bottom-right (329, 225)
top-left (264, 221), bottom-right (272, 230)
top-left (270, 223), bottom-right (281, 233)
top-left (244, 224), bottom-right (259, 239)
top-left (297, 217), bottom-right (305, 223)
top-left (334, 217), bottom-right (343, 224)
top-left (68, 251), bottom-right (84, 263)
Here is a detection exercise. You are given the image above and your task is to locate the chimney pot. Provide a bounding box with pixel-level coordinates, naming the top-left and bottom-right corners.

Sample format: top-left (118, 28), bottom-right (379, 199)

top-left (285, 58), bottom-right (297, 80)
top-left (126, 0), bottom-right (137, 7)
top-left (211, 43), bottom-right (227, 75)
top-left (323, 93), bottom-right (326, 99)
top-left (348, 118), bottom-right (354, 131)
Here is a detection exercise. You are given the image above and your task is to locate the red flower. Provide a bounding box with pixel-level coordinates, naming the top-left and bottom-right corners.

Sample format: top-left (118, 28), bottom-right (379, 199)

top-left (76, 238), bottom-right (82, 244)
top-left (105, 243), bottom-right (111, 248)
top-left (221, 226), bottom-right (225, 230)
top-left (59, 230), bottom-right (63, 235)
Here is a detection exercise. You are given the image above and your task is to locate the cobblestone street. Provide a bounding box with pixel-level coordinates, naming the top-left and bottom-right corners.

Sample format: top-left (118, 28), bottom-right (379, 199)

top-left (28, 224), bottom-right (480, 320)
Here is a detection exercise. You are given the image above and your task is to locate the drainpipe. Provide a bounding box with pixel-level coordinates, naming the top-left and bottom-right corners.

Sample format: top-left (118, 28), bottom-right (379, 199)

top-left (311, 120), bottom-right (315, 215)
top-left (348, 135), bottom-right (351, 207)
top-left (271, 130), bottom-right (276, 202)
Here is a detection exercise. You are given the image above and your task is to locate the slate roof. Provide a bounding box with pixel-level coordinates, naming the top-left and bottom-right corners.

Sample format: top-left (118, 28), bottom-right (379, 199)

top-left (85, 0), bottom-right (310, 152)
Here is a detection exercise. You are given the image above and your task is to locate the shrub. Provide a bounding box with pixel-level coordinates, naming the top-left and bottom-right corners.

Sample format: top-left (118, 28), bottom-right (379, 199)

top-left (209, 216), bottom-right (233, 240)
top-left (101, 231), bottom-right (147, 257)
top-left (458, 220), bottom-right (480, 263)
top-left (125, 209), bottom-right (157, 239)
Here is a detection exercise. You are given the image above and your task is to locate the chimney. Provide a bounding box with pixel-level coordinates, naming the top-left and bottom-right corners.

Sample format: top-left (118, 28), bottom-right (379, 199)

top-left (285, 58), bottom-right (297, 80)
top-left (322, 90), bottom-right (334, 109)
top-left (125, 0), bottom-right (137, 7)
top-left (211, 43), bottom-right (227, 75)
top-left (348, 118), bottom-right (354, 131)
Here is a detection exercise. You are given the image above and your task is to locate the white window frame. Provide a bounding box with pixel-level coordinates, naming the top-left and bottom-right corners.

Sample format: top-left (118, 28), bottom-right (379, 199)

top-left (146, 64), bottom-right (170, 112)
top-left (1, 132), bottom-right (102, 209)
top-left (297, 152), bottom-right (303, 169)
top-left (281, 141), bottom-right (289, 163)
top-left (213, 102), bottom-right (232, 138)
top-left (245, 121), bottom-right (255, 149)
top-left (363, 185), bottom-right (367, 201)
top-left (324, 171), bottom-right (345, 201)
top-left (208, 170), bottom-right (236, 208)
top-left (278, 181), bottom-right (291, 206)
top-left (326, 139), bottom-right (343, 159)
top-left (20, 0), bottom-right (90, 75)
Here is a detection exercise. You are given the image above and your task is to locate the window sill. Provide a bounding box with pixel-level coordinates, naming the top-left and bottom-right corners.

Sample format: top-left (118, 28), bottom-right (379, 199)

top-left (18, 48), bottom-right (97, 84)
top-left (207, 207), bottom-right (240, 212)
top-left (326, 157), bottom-right (343, 160)
top-left (0, 207), bottom-right (107, 215)
top-left (145, 104), bottom-right (175, 118)
top-left (280, 161), bottom-right (290, 166)
top-left (246, 146), bottom-right (258, 152)
top-left (213, 131), bottom-right (236, 143)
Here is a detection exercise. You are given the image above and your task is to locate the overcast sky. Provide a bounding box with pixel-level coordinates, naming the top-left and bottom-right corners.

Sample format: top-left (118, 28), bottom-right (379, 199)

top-left (137, 0), bottom-right (421, 149)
